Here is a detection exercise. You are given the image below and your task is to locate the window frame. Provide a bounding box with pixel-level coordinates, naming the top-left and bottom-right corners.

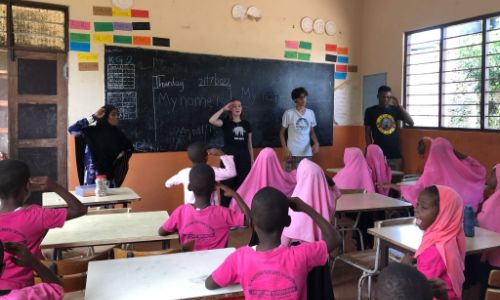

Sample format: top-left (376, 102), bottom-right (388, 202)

top-left (403, 11), bottom-right (500, 131)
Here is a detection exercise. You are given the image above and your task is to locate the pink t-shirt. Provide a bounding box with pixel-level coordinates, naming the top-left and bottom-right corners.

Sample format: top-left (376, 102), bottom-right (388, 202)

top-left (0, 206), bottom-right (67, 290)
top-left (162, 204), bottom-right (244, 251)
top-left (0, 283), bottom-right (64, 300)
top-left (417, 246), bottom-right (459, 300)
top-left (211, 241), bottom-right (328, 300)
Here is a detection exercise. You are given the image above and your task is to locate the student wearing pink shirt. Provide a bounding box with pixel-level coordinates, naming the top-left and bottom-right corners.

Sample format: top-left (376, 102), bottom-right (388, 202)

top-left (159, 164), bottom-right (250, 251)
top-left (0, 241), bottom-right (63, 300)
top-left (165, 142), bottom-right (236, 206)
top-left (205, 187), bottom-right (341, 300)
top-left (0, 160), bottom-right (86, 290)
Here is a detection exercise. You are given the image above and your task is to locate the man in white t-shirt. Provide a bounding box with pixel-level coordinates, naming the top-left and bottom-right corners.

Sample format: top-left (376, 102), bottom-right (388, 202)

top-left (279, 87), bottom-right (319, 171)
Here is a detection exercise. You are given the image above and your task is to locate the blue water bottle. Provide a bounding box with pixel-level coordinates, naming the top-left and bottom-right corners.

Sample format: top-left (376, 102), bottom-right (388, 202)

top-left (464, 206), bottom-right (475, 237)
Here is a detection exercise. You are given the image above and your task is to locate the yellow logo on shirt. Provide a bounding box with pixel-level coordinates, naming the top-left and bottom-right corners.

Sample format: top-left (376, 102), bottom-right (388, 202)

top-left (376, 114), bottom-right (396, 135)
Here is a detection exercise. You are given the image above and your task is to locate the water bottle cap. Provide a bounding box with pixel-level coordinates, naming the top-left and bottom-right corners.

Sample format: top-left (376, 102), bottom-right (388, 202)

top-left (96, 175), bottom-right (107, 179)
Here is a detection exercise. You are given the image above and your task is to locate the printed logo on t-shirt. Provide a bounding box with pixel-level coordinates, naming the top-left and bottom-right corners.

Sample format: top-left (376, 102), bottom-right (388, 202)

top-left (376, 114), bottom-right (396, 135)
top-left (232, 126), bottom-right (246, 141)
top-left (295, 118), bottom-right (309, 131)
top-left (248, 270), bottom-right (298, 298)
top-left (182, 221), bottom-right (216, 240)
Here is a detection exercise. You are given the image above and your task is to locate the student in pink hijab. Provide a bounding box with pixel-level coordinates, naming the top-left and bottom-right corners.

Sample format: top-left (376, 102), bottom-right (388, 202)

top-left (333, 147), bottom-right (375, 193)
top-left (412, 185), bottom-right (466, 300)
top-left (381, 137), bottom-right (486, 210)
top-left (282, 159), bottom-right (340, 244)
top-left (366, 144), bottom-right (392, 195)
top-left (229, 147), bottom-right (297, 212)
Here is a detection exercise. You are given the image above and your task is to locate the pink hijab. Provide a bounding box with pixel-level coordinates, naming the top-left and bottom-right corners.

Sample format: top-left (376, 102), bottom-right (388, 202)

top-left (229, 148), bottom-right (297, 211)
top-left (282, 159), bottom-right (339, 243)
top-left (415, 185), bottom-right (466, 298)
top-left (401, 138), bottom-right (486, 209)
top-left (333, 147), bottom-right (375, 192)
top-left (477, 164), bottom-right (500, 267)
top-left (366, 144), bottom-right (392, 195)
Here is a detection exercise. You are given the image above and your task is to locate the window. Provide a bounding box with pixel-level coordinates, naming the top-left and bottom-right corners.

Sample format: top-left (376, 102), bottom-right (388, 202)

top-left (404, 13), bottom-right (500, 130)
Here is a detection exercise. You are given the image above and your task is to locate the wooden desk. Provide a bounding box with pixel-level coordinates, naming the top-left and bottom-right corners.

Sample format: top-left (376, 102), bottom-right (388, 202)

top-left (85, 248), bottom-right (242, 300)
top-left (368, 224), bottom-right (500, 268)
top-left (41, 211), bottom-right (177, 249)
top-left (43, 187), bottom-right (140, 208)
top-left (336, 193), bottom-right (412, 213)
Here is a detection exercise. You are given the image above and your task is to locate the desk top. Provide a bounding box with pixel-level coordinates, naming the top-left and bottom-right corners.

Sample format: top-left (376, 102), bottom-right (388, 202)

top-left (336, 193), bottom-right (412, 213)
top-left (43, 187), bottom-right (140, 208)
top-left (85, 248), bottom-right (242, 300)
top-left (41, 211), bottom-right (177, 249)
top-left (327, 168), bottom-right (404, 176)
top-left (368, 224), bottom-right (500, 254)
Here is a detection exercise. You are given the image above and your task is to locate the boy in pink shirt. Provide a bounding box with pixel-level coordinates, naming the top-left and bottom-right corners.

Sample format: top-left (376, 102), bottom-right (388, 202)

top-left (205, 187), bottom-right (342, 300)
top-left (159, 164), bottom-right (250, 251)
top-left (165, 142), bottom-right (236, 205)
top-left (0, 241), bottom-right (63, 300)
top-left (0, 160), bottom-right (86, 290)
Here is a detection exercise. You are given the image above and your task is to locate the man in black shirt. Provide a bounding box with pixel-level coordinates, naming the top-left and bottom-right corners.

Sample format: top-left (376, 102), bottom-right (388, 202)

top-left (364, 85), bottom-right (414, 171)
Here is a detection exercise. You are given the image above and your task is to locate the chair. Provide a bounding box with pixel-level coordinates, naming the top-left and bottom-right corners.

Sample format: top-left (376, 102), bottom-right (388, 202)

top-left (332, 217), bottom-right (415, 300)
top-left (486, 270), bottom-right (500, 300)
top-left (334, 189), bottom-right (367, 252)
top-left (113, 247), bottom-right (181, 258)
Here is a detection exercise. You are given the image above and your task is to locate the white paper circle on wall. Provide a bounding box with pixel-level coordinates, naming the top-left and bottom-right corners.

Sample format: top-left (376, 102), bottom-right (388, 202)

top-left (112, 0), bottom-right (134, 10)
top-left (325, 21), bottom-right (337, 35)
top-left (232, 4), bottom-right (247, 21)
top-left (301, 17), bottom-right (313, 33)
top-left (246, 6), bottom-right (261, 21)
top-left (313, 18), bottom-right (325, 34)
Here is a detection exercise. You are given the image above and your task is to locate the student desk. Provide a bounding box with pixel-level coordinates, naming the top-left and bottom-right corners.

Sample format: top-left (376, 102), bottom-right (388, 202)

top-left (336, 193), bottom-right (412, 213)
top-left (326, 168), bottom-right (404, 178)
top-left (85, 248), bottom-right (242, 300)
top-left (368, 224), bottom-right (500, 268)
top-left (43, 187), bottom-right (141, 208)
top-left (41, 211), bottom-right (177, 251)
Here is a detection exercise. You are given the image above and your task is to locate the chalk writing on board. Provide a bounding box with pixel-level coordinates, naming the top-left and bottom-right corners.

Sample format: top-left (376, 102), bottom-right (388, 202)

top-left (107, 91), bottom-right (138, 120)
top-left (198, 73), bottom-right (231, 88)
top-left (107, 64), bottom-right (135, 90)
top-left (152, 75), bottom-right (185, 92)
top-left (157, 92), bottom-right (228, 112)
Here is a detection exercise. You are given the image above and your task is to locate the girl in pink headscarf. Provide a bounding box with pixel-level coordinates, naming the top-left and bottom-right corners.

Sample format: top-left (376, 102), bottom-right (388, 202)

top-left (381, 138), bottom-right (486, 210)
top-left (229, 148), bottom-right (297, 211)
top-left (366, 144), bottom-right (392, 195)
top-left (413, 185), bottom-right (466, 300)
top-left (333, 147), bottom-right (375, 193)
top-left (282, 159), bottom-right (340, 244)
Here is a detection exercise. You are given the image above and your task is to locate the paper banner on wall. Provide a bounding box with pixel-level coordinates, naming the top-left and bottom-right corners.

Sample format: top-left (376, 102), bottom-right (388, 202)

top-left (347, 65), bottom-right (358, 72)
top-left (285, 40), bottom-right (299, 49)
top-left (69, 41), bottom-right (90, 52)
top-left (337, 56), bottom-right (349, 63)
top-left (297, 53), bottom-right (311, 61)
top-left (337, 47), bottom-right (348, 55)
top-left (335, 72), bottom-right (347, 80)
top-left (93, 6), bottom-right (112, 16)
top-left (153, 37), bottom-right (170, 47)
top-left (113, 22), bottom-right (133, 31)
top-left (131, 9), bottom-right (149, 18)
top-left (79, 62), bottom-right (99, 71)
top-left (114, 35), bottom-right (133, 44)
top-left (325, 54), bottom-right (337, 62)
top-left (112, 7), bottom-right (131, 17)
top-left (133, 36), bottom-right (151, 45)
top-left (93, 33), bottom-right (113, 44)
top-left (284, 51), bottom-right (298, 59)
top-left (94, 22), bottom-right (114, 32)
top-left (336, 64), bottom-right (348, 72)
top-left (132, 22), bottom-right (151, 30)
top-left (325, 44), bottom-right (337, 52)
top-left (70, 33), bottom-right (90, 43)
top-left (77, 52), bottom-right (98, 62)
top-left (69, 20), bottom-right (91, 30)
top-left (299, 41), bottom-right (312, 50)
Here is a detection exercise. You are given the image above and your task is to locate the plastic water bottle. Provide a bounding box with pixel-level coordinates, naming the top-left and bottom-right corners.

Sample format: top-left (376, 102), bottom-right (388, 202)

top-left (95, 175), bottom-right (108, 197)
top-left (464, 206), bottom-right (475, 237)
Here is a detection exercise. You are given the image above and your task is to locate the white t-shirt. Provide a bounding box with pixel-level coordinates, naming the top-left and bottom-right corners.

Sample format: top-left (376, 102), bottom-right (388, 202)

top-left (282, 108), bottom-right (317, 156)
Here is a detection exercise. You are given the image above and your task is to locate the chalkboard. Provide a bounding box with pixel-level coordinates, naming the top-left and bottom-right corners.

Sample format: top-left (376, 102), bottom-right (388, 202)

top-left (105, 46), bottom-right (334, 152)
top-left (18, 104), bottom-right (57, 139)
top-left (18, 59), bottom-right (57, 95)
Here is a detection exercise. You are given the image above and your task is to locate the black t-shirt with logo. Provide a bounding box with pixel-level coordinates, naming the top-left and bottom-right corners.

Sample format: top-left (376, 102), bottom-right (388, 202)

top-left (364, 105), bottom-right (403, 159)
top-left (221, 118), bottom-right (252, 154)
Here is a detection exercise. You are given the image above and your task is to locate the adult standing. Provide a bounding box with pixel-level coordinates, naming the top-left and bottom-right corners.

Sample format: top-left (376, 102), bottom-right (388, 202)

top-left (364, 85), bottom-right (414, 171)
top-left (280, 87), bottom-right (319, 171)
top-left (68, 105), bottom-right (134, 187)
top-left (209, 99), bottom-right (254, 207)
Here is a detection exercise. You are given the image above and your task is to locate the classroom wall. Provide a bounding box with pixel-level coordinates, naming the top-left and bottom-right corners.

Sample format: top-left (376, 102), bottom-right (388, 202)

top-left (360, 0), bottom-right (500, 173)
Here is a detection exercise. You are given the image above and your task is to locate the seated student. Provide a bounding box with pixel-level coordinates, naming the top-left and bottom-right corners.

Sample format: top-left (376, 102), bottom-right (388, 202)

top-left (417, 136), bottom-right (433, 174)
top-left (376, 262), bottom-right (448, 300)
top-left (159, 164), bottom-right (250, 251)
top-left (365, 144), bottom-right (392, 195)
top-left (0, 241), bottom-right (63, 300)
top-left (407, 185), bottom-right (465, 300)
top-left (229, 148), bottom-right (297, 211)
top-left (381, 137), bottom-right (486, 210)
top-left (0, 160), bottom-right (86, 290)
top-left (333, 147), bottom-right (375, 193)
top-left (165, 142), bottom-right (236, 206)
top-left (205, 187), bottom-right (341, 300)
